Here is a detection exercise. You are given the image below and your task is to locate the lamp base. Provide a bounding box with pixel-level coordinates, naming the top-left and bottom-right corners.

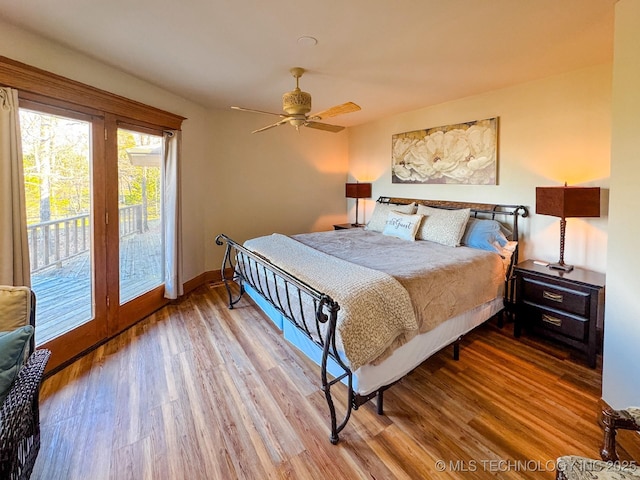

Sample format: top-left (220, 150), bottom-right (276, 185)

top-left (548, 262), bottom-right (573, 272)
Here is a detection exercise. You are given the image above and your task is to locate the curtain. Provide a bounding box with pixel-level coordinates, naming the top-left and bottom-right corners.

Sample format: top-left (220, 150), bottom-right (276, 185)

top-left (162, 130), bottom-right (183, 299)
top-left (0, 87), bottom-right (30, 287)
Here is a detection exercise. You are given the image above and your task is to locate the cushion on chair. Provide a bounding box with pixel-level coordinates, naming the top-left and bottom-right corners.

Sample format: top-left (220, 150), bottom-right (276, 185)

top-left (557, 455), bottom-right (640, 480)
top-left (627, 407), bottom-right (640, 424)
top-left (0, 325), bottom-right (35, 406)
top-left (0, 286), bottom-right (32, 332)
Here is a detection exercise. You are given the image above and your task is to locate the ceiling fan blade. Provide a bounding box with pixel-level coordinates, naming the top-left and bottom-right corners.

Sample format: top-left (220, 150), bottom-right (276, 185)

top-left (308, 101), bottom-right (361, 120)
top-left (231, 106), bottom-right (286, 117)
top-left (251, 118), bottom-right (290, 133)
top-left (304, 121), bottom-right (345, 133)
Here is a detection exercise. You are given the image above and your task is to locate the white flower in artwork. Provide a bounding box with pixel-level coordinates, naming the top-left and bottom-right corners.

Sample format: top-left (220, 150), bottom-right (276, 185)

top-left (402, 140), bottom-right (436, 179)
top-left (392, 163), bottom-right (414, 181)
top-left (468, 156), bottom-right (493, 171)
top-left (468, 163), bottom-right (496, 184)
top-left (443, 129), bottom-right (470, 163)
top-left (411, 159), bottom-right (437, 179)
top-left (392, 137), bottom-right (418, 163)
top-left (443, 164), bottom-right (473, 182)
top-left (466, 124), bottom-right (496, 160)
top-left (424, 130), bottom-right (444, 159)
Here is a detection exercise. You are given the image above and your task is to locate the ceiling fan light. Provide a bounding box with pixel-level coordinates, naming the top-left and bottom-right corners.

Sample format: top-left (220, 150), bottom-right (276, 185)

top-left (289, 118), bottom-right (306, 127)
top-left (283, 89), bottom-right (311, 115)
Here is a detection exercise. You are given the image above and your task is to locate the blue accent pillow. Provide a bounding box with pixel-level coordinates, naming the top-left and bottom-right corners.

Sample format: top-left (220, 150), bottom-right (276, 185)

top-left (461, 218), bottom-right (509, 254)
top-left (0, 325), bottom-right (34, 406)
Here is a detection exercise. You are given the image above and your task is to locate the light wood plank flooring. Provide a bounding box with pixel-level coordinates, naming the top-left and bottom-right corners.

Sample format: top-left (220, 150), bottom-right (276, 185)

top-left (32, 283), bottom-right (640, 479)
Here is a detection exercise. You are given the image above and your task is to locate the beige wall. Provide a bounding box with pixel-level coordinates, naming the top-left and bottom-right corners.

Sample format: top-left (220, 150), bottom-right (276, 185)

top-left (204, 109), bottom-right (349, 269)
top-left (602, 0), bottom-right (640, 409)
top-left (348, 64), bottom-right (612, 273)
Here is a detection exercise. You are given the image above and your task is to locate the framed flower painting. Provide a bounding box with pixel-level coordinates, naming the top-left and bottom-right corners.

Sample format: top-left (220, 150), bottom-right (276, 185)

top-left (391, 117), bottom-right (498, 185)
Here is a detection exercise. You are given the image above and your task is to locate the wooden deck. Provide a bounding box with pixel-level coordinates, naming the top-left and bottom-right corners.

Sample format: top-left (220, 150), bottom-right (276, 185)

top-left (31, 223), bottom-right (162, 344)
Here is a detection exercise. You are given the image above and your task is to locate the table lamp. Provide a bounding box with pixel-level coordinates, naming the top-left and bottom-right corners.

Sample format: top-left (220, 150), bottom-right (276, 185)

top-left (535, 183), bottom-right (600, 272)
top-left (345, 182), bottom-right (372, 226)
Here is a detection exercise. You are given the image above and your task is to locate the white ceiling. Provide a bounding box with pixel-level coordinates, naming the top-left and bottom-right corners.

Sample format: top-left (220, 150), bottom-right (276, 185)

top-left (0, 0), bottom-right (616, 127)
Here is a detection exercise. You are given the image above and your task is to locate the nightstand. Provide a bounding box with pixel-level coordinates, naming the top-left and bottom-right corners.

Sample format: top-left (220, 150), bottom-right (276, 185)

top-left (333, 223), bottom-right (363, 230)
top-left (514, 260), bottom-right (605, 368)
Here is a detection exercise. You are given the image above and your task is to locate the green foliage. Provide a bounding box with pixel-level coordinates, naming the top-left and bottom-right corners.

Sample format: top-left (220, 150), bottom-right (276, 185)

top-left (117, 129), bottom-right (162, 220)
top-left (20, 111), bottom-right (92, 224)
top-left (20, 110), bottom-right (163, 225)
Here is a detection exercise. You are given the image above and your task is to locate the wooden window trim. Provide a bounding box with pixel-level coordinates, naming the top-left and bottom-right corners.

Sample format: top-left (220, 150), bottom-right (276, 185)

top-left (0, 55), bottom-right (185, 130)
top-left (118, 121), bottom-right (165, 137)
top-left (19, 98), bottom-right (100, 123)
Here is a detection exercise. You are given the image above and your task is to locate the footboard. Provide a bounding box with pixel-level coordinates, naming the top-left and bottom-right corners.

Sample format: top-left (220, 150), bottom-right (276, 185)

top-left (215, 233), bottom-right (354, 444)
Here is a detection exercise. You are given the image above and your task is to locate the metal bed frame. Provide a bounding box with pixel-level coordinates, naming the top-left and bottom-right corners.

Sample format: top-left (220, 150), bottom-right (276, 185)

top-left (215, 197), bottom-right (528, 444)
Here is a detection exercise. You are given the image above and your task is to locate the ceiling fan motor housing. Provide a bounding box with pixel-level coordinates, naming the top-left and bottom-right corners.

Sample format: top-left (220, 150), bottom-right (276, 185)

top-left (282, 88), bottom-right (312, 115)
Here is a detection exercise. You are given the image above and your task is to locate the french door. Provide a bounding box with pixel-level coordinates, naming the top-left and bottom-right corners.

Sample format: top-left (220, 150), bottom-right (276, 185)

top-left (20, 103), bottom-right (168, 369)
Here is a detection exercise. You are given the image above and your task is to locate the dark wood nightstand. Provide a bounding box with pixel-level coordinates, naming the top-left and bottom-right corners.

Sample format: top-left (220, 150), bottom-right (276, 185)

top-left (333, 223), bottom-right (363, 230)
top-left (514, 260), bottom-right (605, 368)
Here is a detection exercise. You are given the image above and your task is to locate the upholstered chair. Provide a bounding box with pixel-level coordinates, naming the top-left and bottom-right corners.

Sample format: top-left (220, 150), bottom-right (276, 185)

top-left (0, 286), bottom-right (51, 479)
top-left (556, 455), bottom-right (640, 479)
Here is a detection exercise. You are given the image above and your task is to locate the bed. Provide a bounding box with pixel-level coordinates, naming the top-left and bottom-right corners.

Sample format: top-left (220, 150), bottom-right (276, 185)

top-left (215, 196), bottom-right (528, 444)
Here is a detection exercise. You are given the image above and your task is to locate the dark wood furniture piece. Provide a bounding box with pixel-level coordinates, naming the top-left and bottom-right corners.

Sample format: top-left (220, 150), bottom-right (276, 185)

top-left (514, 260), bottom-right (605, 368)
top-left (601, 407), bottom-right (640, 461)
top-left (333, 223), bottom-right (362, 230)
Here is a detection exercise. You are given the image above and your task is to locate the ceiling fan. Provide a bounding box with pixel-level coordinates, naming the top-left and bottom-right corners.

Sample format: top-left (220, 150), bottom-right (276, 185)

top-left (231, 67), bottom-right (361, 133)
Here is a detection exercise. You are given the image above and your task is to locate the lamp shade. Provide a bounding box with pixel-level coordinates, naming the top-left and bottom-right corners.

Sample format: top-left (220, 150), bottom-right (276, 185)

top-left (536, 186), bottom-right (600, 219)
top-left (345, 182), bottom-right (372, 199)
top-left (535, 184), bottom-right (600, 272)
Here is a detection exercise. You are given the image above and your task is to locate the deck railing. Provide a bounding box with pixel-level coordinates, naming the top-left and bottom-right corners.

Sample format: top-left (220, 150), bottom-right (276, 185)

top-left (27, 204), bottom-right (143, 272)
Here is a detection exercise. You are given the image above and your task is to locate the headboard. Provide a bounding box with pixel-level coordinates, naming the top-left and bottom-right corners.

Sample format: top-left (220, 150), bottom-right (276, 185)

top-left (376, 196), bottom-right (529, 244)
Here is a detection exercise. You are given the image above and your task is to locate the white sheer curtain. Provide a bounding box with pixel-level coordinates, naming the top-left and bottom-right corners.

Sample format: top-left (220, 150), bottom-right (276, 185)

top-left (0, 87), bottom-right (30, 287)
top-left (163, 130), bottom-right (183, 299)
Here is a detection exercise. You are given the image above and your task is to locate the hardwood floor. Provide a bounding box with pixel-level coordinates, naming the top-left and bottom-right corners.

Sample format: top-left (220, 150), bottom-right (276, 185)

top-left (32, 283), bottom-right (640, 479)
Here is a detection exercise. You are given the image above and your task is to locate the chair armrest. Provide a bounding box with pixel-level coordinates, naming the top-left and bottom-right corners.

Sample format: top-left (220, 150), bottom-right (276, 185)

top-left (0, 349), bottom-right (51, 450)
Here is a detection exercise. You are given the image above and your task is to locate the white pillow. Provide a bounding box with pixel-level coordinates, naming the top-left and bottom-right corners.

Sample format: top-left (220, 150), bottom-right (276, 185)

top-left (382, 211), bottom-right (424, 241)
top-left (416, 205), bottom-right (470, 247)
top-left (365, 202), bottom-right (416, 232)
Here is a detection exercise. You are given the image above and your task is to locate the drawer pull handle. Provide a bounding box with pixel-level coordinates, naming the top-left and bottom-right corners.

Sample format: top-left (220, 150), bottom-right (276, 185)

top-left (542, 314), bottom-right (562, 327)
top-left (543, 291), bottom-right (564, 303)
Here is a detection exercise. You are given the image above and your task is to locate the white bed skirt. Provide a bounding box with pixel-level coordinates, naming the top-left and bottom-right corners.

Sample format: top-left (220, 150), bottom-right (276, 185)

top-left (244, 284), bottom-right (502, 396)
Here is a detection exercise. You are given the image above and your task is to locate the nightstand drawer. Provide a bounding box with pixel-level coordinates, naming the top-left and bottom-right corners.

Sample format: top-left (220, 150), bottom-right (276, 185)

top-left (525, 305), bottom-right (588, 342)
top-left (521, 278), bottom-right (590, 317)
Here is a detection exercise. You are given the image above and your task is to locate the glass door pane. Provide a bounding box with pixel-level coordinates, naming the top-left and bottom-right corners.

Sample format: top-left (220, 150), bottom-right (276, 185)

top-left (117, 129), bottom-right (164, 304)
top-left (20, 109), bottom-right (94, 344)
